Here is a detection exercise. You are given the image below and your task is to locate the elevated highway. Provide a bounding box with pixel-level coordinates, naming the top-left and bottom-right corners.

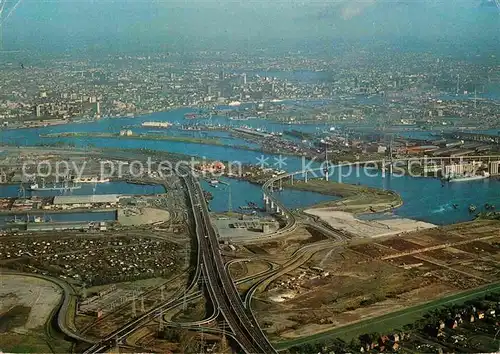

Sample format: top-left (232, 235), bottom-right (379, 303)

top-left (185, 171), bottom-right (277, 353)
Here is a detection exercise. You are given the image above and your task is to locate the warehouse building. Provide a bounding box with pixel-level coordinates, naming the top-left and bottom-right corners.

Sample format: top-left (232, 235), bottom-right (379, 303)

top-left (53, 194), bottom-right (120, 207)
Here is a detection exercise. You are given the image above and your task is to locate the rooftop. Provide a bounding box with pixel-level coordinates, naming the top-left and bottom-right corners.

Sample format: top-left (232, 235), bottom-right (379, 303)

top-left (53, 194), bottom-right (120, 205)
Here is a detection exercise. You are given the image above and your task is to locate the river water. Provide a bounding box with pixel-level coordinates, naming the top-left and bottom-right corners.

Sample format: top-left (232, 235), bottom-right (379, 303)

top-left (1, 99), bottom-right (499, 225)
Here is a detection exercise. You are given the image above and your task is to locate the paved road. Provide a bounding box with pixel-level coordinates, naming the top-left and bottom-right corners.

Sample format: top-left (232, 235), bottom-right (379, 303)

top-left (185, 171), bottom-right (277, 353)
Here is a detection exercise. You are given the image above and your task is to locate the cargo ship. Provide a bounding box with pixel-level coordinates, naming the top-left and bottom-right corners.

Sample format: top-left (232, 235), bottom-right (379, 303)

top-left (28, 179), bottom-right (81, 191)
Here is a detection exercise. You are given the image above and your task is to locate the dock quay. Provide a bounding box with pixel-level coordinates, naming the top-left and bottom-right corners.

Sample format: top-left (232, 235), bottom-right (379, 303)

top-left (446, 132), bottom-right (500, 145)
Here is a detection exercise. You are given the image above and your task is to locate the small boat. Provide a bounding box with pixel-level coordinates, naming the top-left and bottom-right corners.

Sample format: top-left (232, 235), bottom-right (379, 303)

top-left (469, 204), bottom-right (477, 213)
top-left (452, 204), bottom-right (459, 210)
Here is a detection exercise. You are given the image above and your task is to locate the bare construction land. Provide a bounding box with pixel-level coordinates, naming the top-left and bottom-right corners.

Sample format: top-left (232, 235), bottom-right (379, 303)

top-left (249, 219), bottom-right (500, 342)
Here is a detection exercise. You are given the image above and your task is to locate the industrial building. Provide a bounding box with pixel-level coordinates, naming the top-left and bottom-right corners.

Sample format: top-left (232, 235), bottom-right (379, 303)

top-left (53, 194), bottom-right (120, 206)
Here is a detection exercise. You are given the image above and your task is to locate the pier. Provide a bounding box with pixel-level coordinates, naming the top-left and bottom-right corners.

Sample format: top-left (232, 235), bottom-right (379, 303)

top-left (446, 132), bottom-right (500, 145)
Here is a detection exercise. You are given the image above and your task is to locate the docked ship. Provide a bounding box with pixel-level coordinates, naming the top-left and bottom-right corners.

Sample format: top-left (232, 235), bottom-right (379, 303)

top-left (28, 178), bottom-right (82, 191)
top-left (445, 172), bottom-right (490, 183)
top-left (203, 191), bottom-right (213, 202)
top-left (141, 121), bottom-right (172, 128)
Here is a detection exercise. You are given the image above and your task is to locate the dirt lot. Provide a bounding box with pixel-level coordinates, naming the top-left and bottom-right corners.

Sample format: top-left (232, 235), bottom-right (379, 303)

top-left (0, 274), bottom-right (62, 330)
top-left (228, 259), bottom-right (273, 280)
top-left (118, 207), bottom-right (170, 226)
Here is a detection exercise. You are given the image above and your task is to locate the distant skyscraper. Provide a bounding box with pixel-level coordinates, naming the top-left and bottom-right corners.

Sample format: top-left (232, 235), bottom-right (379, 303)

top-left (206, 85), bottom-right (212, 96)
top-left (96, 102), bottom-right (101, 115)
top-left (219, 70), bottom-right (225, 81)
top-left (242, 73), bottom-right (247, 85)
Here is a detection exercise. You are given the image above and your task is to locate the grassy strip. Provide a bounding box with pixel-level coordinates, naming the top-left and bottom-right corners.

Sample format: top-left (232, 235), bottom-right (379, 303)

top-left (40, 132), bottom-right (225, 146)
top-left (274, 281), bottom-right (500, 350)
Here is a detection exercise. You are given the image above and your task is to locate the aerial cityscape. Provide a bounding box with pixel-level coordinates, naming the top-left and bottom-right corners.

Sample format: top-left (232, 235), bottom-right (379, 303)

top-left (1, 0), bottom-right (500, 353)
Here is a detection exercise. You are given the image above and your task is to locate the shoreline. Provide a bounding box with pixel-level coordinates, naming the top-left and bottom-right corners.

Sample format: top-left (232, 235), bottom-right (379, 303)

top-left (278, 178), bottom-right (436, 237)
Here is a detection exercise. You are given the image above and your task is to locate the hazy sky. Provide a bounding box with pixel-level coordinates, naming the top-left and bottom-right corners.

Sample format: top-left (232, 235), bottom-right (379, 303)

top-left (1, 0), bottom-right (499, 54)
